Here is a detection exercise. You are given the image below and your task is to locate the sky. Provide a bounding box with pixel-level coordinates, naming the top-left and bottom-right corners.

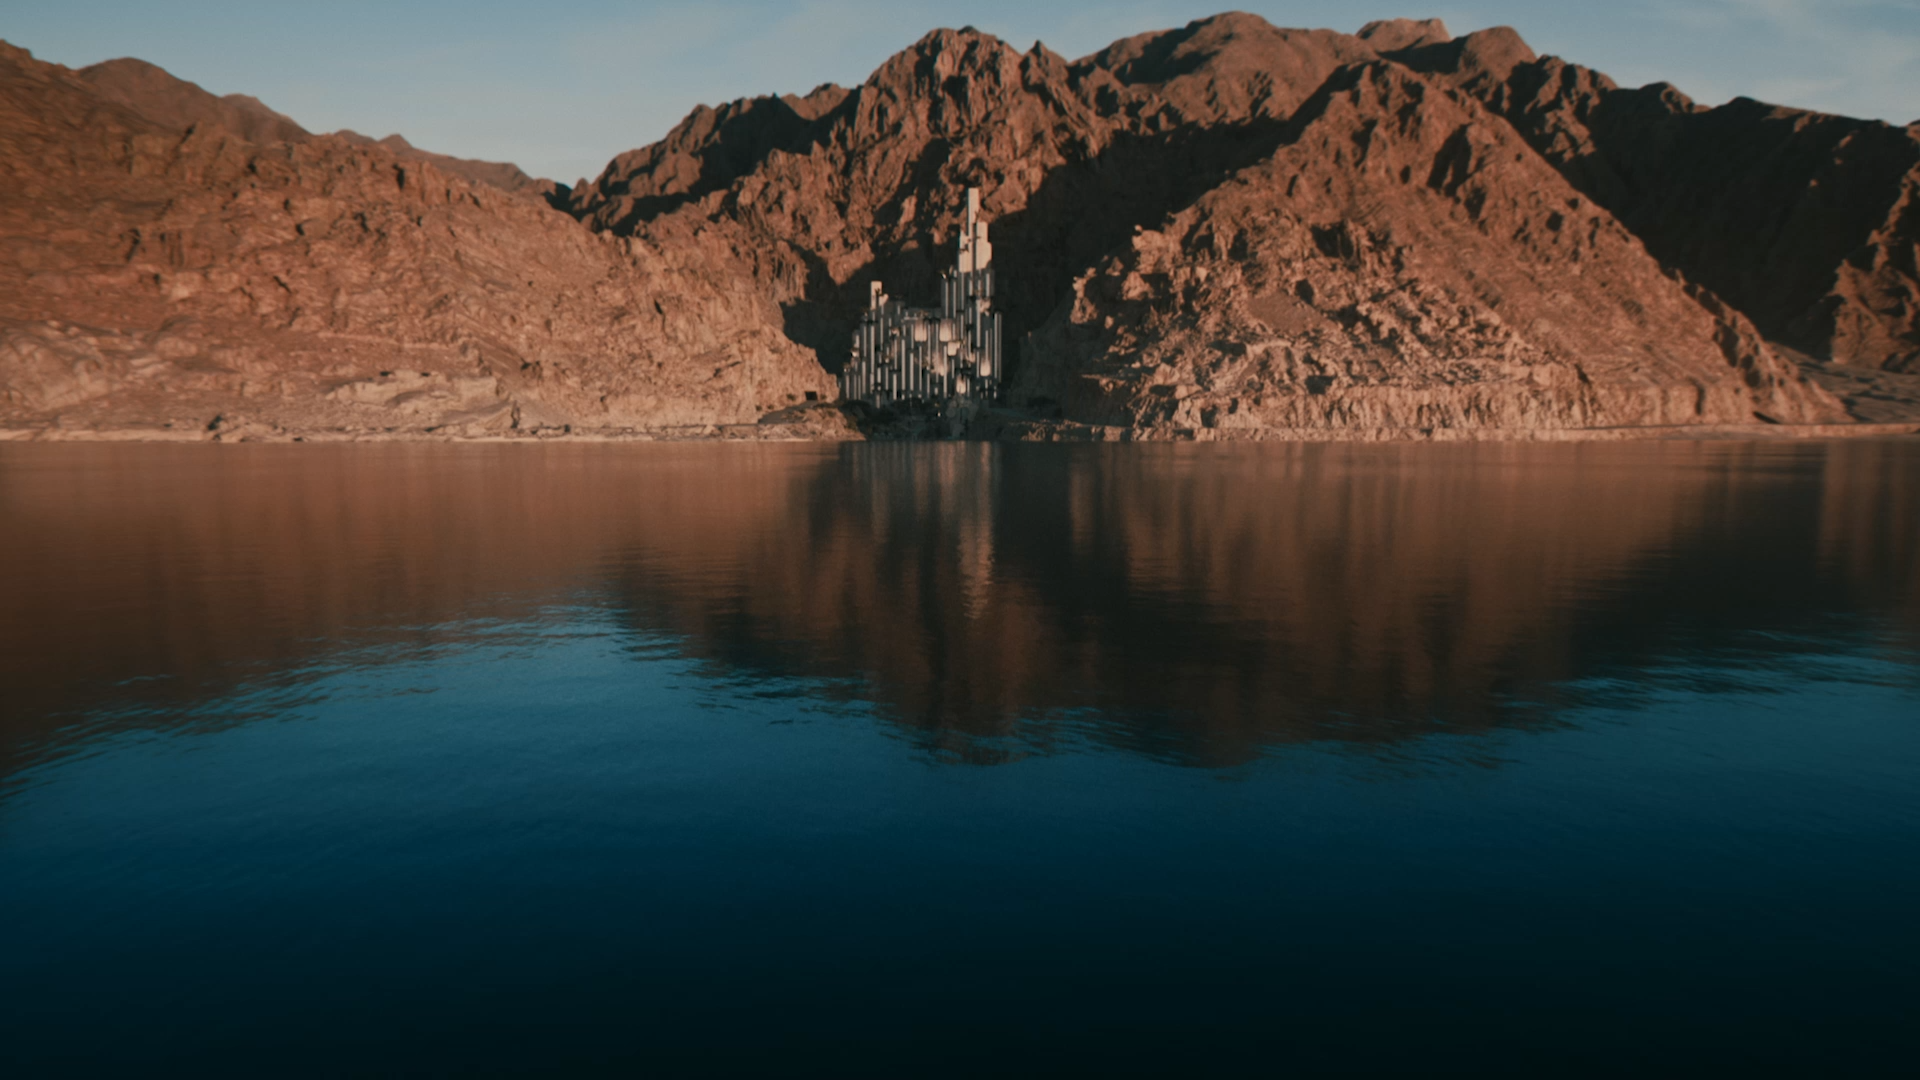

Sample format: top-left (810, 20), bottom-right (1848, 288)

top-left (4, 0), bottom-right (1917, 183)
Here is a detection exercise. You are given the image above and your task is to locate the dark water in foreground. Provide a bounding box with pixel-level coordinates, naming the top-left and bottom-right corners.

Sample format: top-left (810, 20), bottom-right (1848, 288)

top-left (1, 441), bottom-right (1917, 1075)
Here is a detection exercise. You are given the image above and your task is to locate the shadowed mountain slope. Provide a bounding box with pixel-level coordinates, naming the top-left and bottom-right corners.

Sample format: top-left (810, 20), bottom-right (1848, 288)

top-left (334, 130), bottom-right (559, 200)
top-left (4, 14), bottom-right (1917, 440)
top-left (566, 15), bottom-right (1851, 436)
top-left (1388, 27), bottom-right (1920, 374)
top-left (1017, 61), bottom-right (1831, 433)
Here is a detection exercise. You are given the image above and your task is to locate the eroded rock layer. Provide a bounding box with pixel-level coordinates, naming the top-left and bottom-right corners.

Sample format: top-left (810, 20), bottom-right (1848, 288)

top-left (1016, 62), bottom-right (1833, 434)
top-left (1384, 27), bottom-right (1920, 373)
top-left (6, 12), bottom-right (1918, 440)
top-left (567, 14), bottom-right (1853, 436)
top-left (0, 41), bottom-right (836, 439)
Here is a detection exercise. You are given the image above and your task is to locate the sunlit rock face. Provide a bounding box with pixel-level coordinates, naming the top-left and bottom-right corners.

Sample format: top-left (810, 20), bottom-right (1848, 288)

top-left (0, 42), bottom-right (834, 439)
top-left (5, 442), bottom-right (1914, 779)
top-left (1384, 28), bottom-right (1920, 374)
top-left (1013, 61), bottom-right (1836, 434)
top-left (6, 10), bottom-right (1918, 439)
top-left (569, 15), bottom-right (1856, 436)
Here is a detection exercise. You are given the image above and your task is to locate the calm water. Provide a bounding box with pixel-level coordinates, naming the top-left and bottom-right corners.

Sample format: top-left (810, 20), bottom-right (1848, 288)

top-left (2, 441), bottom-right (1917, 1075)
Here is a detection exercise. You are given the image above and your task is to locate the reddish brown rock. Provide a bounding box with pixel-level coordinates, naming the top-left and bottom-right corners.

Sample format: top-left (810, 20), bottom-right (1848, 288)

top-left (0, 41), bottom-right (833, 439)
top-left (1016, 62), bottom-right (1838, 435)
top-left (1084, 12), bottom-right (1380, 125)
top-left (1393, 28), bottom-right (1920, 373)
top-left (569, 16), bottom-right (1844, 436)
top-left (334, 130), bottom-right (560, 201)
top-left (3, 13), bottom-right (1913, 440)
top-left (74, 55), bottom-right (310, 145)
top-left (72, 48), bottom-right (561, 200)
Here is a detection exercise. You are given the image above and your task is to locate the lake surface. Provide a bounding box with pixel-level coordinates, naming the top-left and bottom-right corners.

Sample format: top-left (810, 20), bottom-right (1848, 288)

top-left (2, 440), bottom-right (1917, 1075)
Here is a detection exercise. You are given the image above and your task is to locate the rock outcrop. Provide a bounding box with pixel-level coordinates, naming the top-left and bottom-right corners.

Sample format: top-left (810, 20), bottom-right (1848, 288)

top-left (334, 130), bottom-right (560, 201)
top-left (1019, 62), bottom-right (1831, 434)
top-left (1386, 28), bottom-right (1920, 374)
top-left (70, 50), bottom-right (561, 200)
top-left (74, 56), bottom-right (311, 145)
top-left (6, 13), bottom-right (1917, 440)
top-left (567, 14), bottom-right (1850, 437)
top-left (0, 41), bottom-right (834, 439)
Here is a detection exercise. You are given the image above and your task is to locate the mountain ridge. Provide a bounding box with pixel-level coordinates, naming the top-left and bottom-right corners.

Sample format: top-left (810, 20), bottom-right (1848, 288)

top-left (70, 49), bottom-right (560, 200)
top-left (0, 40), bottom-right (835, 441)
top-left (564, 15), bottom-right (1862, 434)
top-left (3, 16), bottom-right (1917, 441)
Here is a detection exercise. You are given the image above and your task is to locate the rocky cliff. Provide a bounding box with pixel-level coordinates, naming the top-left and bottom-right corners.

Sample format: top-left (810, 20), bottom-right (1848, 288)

top-left (568, 14), bottom-right (1873, 437)
top-left (1383, 28), bottom-right (1920, 374)
top-left (1016, 57), bottom-right (1831, 434)
top-left (333, 131), bottom-right (560, 201)
top-left (5, 15), bottom-right (1918, 441)
top-left (0, 41), bottom-right (836, 440)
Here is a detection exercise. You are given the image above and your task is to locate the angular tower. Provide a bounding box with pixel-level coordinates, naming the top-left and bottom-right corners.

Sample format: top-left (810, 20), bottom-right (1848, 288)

top-left (841, 187), bottom-right (1003, 408)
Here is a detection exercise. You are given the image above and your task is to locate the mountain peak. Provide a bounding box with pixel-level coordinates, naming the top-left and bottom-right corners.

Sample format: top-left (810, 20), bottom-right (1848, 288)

top-left (1356, 17), bottom-right (1452, 52)
top-left (75, 56), bottom-right (310, 144)
top-left (2, 15), bottom-right (1912, 440)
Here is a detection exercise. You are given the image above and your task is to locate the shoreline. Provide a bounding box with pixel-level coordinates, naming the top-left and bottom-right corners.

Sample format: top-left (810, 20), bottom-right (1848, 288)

top-left (5, 420), bottom-right (1917, 444)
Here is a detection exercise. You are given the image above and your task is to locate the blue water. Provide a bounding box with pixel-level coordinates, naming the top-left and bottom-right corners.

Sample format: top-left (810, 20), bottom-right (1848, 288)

top-left (1, 441), bottom-right (1916, 1074)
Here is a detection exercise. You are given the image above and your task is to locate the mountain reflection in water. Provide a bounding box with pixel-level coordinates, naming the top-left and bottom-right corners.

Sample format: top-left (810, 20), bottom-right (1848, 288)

top-left (3, 439), bottom-right (1915, 778)
top-left (5, 440), bottom-right (1920, 1075)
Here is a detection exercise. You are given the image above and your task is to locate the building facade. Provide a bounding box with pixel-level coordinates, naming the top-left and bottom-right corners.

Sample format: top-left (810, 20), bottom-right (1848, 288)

top-left (840, 188), bottom-right (1003, 408)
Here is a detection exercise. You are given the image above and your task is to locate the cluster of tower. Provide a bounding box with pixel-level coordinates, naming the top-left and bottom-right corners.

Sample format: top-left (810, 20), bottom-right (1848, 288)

top-left (840, 188), bottom-right (1003, 408)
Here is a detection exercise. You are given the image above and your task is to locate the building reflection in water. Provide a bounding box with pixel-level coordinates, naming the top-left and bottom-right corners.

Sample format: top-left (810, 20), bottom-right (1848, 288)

top-left (2, 440), bottom-right (1915, 779)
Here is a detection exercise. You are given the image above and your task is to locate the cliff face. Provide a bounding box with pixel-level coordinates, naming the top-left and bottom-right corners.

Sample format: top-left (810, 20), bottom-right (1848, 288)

top-left (0, 41), bottom-right (836, 439)
top-left (1387, 28), bottom-right (1920, 374)
top-left (333, 131), bottom-right (559, 200)
top-left (567, 18), bottom-right (1383, 379)
top-left (1018, 62), bottom-right (1831, 434)
top-left (2, 14), bottom-right (1913, 440)
top-left (568, 15), bottom-right (1851, 436)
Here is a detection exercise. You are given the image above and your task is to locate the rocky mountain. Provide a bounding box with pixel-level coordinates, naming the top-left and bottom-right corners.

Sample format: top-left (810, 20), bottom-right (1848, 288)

top-left (71, 52), bottom-right (560, 199)
top-left (0, 40), bottom-right (836, 440)
top-left (74, 56), bottom-right (310, 145)
top-left (1385, 27), bottom-right (1920, 374)
top-left (334, 131), bottom-right (559, 200)
top-left (3, 15), bottom-right (1917, 441)
top-left (566, 14), bottom-right (1887, 437)
top-left (1014, 43), bottom-right (1832, 433)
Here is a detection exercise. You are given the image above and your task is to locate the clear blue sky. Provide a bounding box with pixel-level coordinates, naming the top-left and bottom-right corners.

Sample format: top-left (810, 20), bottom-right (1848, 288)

top-left (5, 1), bottom-right (1916, 183)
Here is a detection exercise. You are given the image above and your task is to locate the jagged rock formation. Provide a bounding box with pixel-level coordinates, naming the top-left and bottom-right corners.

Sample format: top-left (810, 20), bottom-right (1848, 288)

top-left (1384, 27), bottom-right (1920, 373)
top-left (70, 51), bottom-right (559, 199)
top-left (0, 41), bottom-right (836, 439)
top-left (1018, 63), bottom-right (1826, 433)
top-left (4, 13), bottom-right (1916, 440)
top-left (566, 14), bottom-right (1854, 437)
top-left (74, 56), bottom-right (310, 145)
top-left (335, 131), bottom-right (559, 200)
